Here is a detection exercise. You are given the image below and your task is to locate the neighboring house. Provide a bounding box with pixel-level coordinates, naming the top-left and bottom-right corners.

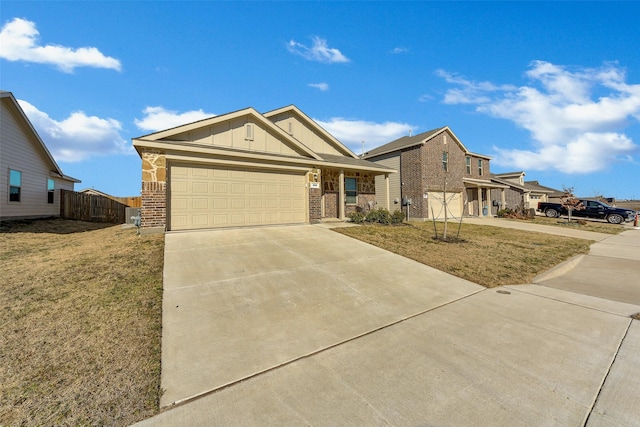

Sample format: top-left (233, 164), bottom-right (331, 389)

top-left (1, 91), bottom-right (80, 220)
top-left (524, 180), bottom-right (564, 205)
top-left (362, 126), bottom-right (504, 220)
top-left (489, 172), bottom-right (563, 214)
top-left (132, 105), bottom-right (394, 232)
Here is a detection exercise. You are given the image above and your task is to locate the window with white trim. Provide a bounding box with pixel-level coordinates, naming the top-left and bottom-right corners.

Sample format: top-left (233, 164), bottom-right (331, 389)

top-left (478, 159), bottom-right (483, 176)
top-left (466, 156), bottom-right (471, 174)
top-left (9, 169), bottom-right (21, 202)
top-left (345, 177), bottom-right (357, 204)
top-left (442, 152), bottom-right (448, 172)
top-left (48, 178), bottom-right (55, 204)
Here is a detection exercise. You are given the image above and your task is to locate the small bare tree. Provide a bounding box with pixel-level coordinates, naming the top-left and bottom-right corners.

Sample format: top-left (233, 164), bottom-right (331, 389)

top-left (560, 186), bottom-right (584, 223)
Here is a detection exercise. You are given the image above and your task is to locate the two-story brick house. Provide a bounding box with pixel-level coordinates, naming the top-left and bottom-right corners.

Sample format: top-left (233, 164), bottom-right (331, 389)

top-left (363, 126), bottom-right (505, 219)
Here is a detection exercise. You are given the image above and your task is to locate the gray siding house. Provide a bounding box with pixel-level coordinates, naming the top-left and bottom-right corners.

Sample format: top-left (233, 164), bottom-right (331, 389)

top-left (1, 91), bottom-right (79, 220)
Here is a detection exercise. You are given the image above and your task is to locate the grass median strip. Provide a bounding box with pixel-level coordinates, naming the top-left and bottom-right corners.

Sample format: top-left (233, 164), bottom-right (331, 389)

top-left (0, 219), bottom-right (164, 426)
top-left (334, 221), bottom-right (593, 288)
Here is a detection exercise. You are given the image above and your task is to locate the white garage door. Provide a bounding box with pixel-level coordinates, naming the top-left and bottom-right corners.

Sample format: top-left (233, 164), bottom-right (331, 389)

top-left (169, 164), bottom-right (307, 230)
top-left (427, 192), bottom-right (463, 220)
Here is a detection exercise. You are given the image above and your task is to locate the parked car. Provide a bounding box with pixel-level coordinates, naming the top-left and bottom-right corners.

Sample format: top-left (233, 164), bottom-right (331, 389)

top-left (537, 200), bottom-right (636, 224)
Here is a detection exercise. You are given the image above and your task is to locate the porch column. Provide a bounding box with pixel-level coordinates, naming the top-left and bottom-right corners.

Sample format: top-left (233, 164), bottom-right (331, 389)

top-left (385, 173), bottom-right (390, 211)
top-left (481, 187), bottom-right (487, 217)
top-left (339, 169), bottom-right (345, 219)
top-left (501, 188), bottom-right (506, 210)
top-left (477, 187), bottom-right (482, 216)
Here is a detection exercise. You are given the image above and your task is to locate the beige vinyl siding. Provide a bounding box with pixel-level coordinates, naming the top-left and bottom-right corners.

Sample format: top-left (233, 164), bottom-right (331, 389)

top-left (167, 118), bottom-right (309, 157)
top-left (0, 101), bottom-right (74, 219)
top-left (268, 113), bottom-right (346, 156)
top-left (372, 153), bottom-right (401, 212)
top-left (169, 163), bottom-right (307, 230)
top-left (427, 191), bottom-right (463, 219)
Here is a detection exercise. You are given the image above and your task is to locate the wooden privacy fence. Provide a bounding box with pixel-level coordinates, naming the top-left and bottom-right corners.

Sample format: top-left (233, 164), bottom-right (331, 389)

top-left (113, 196), bottom-right (141, 207)
top-left (60, 189), bottom-right (127, 223)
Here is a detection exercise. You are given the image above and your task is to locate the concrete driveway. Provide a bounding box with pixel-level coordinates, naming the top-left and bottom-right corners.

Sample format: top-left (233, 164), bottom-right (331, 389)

top-left (159, 225), bottom-right (483, 407)
top-left (137, 223), bottom-right (640, 426)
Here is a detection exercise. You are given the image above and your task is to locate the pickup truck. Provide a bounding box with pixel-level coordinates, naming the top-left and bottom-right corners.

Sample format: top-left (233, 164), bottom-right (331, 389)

top-left (537, 200), bottom-right (636, 224)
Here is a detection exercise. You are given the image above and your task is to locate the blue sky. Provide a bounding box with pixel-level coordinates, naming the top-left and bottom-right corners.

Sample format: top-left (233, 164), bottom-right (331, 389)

top-left (2, 1), bottom-right (640, 199)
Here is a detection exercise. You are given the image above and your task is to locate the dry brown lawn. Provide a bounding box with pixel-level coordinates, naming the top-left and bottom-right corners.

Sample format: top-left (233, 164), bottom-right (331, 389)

top-left (0, 218), bottom-right (164, 426)
top-left (335, 221), bottom-right (593, 288)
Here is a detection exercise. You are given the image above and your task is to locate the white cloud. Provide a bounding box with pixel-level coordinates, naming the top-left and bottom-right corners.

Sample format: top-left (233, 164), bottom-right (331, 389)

top-left (439, 61), bottom-right (640, 173)
top-left (308, 82), bottom-right (329, 91)
top-left (134, 106), bottom-right (214, 132)
top-left (18, 100), bottom-right (131, 162)
top-left (436, 69), bottom-right (515, 104)
top-left (391, 47), bottom-right (408, 54)
top-left (0, 18), bottom-right (121, 73)
top-left (287, 36), bottom-right (349, 63)
top-left (493, 132), bottom-right (635, 173)
top-left (315, 117), bottom-right (415, 152)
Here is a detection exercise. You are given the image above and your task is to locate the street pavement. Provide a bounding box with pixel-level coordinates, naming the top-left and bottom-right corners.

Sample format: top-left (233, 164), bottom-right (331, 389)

top-left (133, 220), bottom-right (640, 426)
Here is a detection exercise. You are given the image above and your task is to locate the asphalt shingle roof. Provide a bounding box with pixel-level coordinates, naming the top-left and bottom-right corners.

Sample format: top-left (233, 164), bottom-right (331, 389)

top-left (362, 127), bottom-right (445, 159)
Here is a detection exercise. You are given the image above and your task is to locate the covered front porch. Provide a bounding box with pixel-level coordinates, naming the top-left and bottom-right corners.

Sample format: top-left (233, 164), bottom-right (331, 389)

top-left (312, 155), bottom-right (394, 221)
top-left (463, 178), bottom-right (509, 217)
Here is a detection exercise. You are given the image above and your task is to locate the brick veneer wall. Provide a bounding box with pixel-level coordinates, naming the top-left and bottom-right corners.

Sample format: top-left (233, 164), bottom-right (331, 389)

top-left (398, 131), bottom-right (492, 220)
top-left (324, 192), bottom-right (338, 218)
top-left (309, 187), bottom-right (322, 223)
top-left (141, 181), bottom-right (166, 228)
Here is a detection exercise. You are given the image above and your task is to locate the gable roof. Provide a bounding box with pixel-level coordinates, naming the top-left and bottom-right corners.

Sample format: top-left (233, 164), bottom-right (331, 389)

top-left (494, 171), bottom-right (525, 179)
top-left (362, 126), bottom-right (491, 160)
top-left (263, 105), bottom-right (359, 159)
top-left (523, 180), bottom-right (563, 195)
top-left (133, 106), bottom-right (322, 160)
top-left (362, 127), bottom-right (444, 158)
top-left (0, 91), bottom-right (80, 183)
top-left (490, 174), bottom-right (529, 192)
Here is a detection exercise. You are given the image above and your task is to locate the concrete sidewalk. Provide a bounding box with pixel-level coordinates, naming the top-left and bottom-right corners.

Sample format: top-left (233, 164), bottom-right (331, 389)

top-left (534, 230), bottom-right (640, 305)
top-left (134, 223), bottom-right (640, 426)
top-left (464, 216), bottom-right (613, 241)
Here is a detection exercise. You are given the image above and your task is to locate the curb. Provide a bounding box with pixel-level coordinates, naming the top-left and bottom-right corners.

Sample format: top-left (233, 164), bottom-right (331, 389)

top-left (532, 254), bottom-right (585, 283)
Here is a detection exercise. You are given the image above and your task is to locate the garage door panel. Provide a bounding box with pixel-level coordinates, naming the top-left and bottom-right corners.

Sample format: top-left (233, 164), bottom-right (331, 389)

top-left (172, 197), bottom-right (188, 210)
top-left (173, 181), bottom-right (188, 193)
top-left (213, 198), bottom-right (228, 209)
top-left (214, 183), bottom-right (228, 193)
top-left (213, 214), bottom-right (229, 225)
top-left (192, 168), bottom-right (209, 177)
top-left (170, 164), bottom-right (306, 230)
top-left (172, 215), bottom-right (188, 228)
top-left (231, 183), bottom-right (245, 194)
top-left (428, 192), bottom-right (462, 219)
top-left (249, 184), bottom-right (262, 194)
top-left (192, 214), bottom-right (209, 226)
top-left (192, 182), bottom-right (209, 193)
top-left (192, 198), bottom-right (208, 209)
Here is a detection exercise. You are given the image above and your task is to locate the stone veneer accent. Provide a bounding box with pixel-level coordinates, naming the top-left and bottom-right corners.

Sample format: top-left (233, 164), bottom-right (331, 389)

top-left (141, 151), bottom-right (167, 229)
top-left (322, 169), bottom-right (376, 218)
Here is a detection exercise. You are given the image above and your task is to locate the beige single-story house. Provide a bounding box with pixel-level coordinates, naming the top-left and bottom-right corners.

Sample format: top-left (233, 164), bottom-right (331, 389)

top-left (132, 105), bottom-right (394, 232)
top-left (363, 126), bottom-right (506, 220)
top-left (1, 91), bottom-right (80, 220)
